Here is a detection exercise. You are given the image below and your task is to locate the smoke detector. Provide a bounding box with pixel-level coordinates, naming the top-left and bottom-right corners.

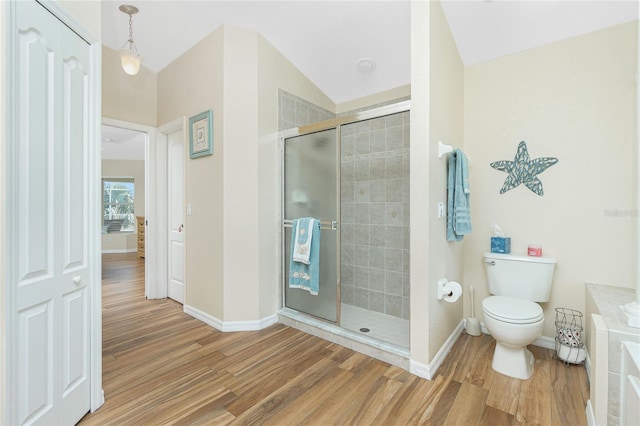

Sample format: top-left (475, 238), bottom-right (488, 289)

top-left (356, 58), bottom-right (376, 74)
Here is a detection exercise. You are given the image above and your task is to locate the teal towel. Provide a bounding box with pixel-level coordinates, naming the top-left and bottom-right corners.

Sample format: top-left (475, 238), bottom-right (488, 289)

top-left (447, 149), bottom-right (471, 241)
top-left (292, 217), bottom-right (313, 264)
top-left (289, 218), bottom-right (321, 295)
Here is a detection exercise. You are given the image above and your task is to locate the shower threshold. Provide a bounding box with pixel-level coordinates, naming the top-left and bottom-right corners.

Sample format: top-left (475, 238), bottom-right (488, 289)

top-left (277, 307), bottom-right (410, 370)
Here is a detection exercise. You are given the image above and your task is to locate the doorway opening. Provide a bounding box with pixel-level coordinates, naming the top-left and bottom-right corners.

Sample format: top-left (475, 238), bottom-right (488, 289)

top-left (101, 125), bottom-right (146, 264)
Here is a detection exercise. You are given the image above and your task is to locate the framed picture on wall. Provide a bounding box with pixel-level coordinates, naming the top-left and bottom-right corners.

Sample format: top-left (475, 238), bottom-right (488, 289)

top-left (189, 110), bottom-right (213, 158)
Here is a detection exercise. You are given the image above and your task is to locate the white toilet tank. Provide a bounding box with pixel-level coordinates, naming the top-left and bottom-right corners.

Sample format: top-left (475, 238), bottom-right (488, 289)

top-left (483, 252), bottom-right (556, 302)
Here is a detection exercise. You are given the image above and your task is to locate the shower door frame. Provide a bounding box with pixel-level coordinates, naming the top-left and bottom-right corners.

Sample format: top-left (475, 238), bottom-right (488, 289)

top-left (280, 100), bottom-right (411, 325)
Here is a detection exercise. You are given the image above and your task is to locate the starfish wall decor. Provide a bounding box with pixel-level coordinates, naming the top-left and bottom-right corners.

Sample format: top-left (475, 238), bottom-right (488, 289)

top-left (490, 141), bottom-right (558, 196)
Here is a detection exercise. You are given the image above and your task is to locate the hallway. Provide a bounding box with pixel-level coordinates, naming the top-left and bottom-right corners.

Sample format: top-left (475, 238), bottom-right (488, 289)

top-left (79, 253), bottom-right (588, 425)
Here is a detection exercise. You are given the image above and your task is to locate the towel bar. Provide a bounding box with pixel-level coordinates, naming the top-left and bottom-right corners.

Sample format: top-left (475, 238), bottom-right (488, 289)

top-left (283, 219), bottom-right (338, 231)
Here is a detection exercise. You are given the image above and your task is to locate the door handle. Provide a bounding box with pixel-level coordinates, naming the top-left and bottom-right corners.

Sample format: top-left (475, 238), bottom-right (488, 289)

top-left (72, 275), bottom-right (82, 285)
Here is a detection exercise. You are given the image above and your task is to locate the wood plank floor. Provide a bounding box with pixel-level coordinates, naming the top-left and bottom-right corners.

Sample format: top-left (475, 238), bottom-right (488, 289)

top-left (80, 253), bottom-right (589, 425)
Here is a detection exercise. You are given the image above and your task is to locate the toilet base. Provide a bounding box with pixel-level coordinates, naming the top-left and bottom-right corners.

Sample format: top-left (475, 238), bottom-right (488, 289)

top-left (491, 341), bottom-right (535, 380)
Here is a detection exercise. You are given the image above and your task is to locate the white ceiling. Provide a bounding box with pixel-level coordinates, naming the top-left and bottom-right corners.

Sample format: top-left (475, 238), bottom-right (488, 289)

top-left (102, 125), bottom-right (146, 160)
top-left (101, 0), bottom-right (638, 159)
top-left (441, 0), bottom-right (639, 66)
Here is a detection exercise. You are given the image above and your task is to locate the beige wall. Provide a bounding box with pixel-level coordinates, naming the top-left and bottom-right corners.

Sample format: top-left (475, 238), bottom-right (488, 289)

top-left (463, 20), bottom-right (639, 338)
top-left (221, 26), bottom-right (261, 321)
top-left (103, 46), bottom-right (157, 127)
top-left (102, 233), bottom-right (138, 253)
top-left (410, 0), bottom-right (431, 364)
top-left (427, 0), bottom-right (465, 360)
top-left (336, 85), bottom-right (411, 114)
top-left (157, 29), bottom-right (225, 318)
top-left (411, 0), bottom-right (467, 367)
top-left (411, 0), bottom-right (466, 366)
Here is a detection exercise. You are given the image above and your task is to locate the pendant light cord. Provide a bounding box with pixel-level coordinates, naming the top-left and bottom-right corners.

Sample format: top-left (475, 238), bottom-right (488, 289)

top-left (120, 12), bottom-right (139, 53)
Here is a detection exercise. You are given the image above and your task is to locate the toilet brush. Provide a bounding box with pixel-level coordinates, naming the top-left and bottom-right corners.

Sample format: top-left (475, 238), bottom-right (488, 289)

top-left (466, 286), bottom-right (482, 336)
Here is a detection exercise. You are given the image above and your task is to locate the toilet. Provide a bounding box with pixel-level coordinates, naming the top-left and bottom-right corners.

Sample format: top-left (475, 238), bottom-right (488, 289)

top-left (482, 252), bottom-right (556, 380)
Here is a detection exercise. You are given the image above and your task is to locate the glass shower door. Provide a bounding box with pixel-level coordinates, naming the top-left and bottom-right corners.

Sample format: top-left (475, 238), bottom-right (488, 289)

top-left (283, 129), bottom-right (339, 322)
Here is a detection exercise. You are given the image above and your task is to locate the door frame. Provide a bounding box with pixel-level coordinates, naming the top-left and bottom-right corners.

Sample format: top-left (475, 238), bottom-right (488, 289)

top-left (158, 117), bottom-right (187, 302)
top-left (99, 116), bottom-right (185, 301)
top-left (1, 0), bottom-right (103, 421)
top-left (101, 118), bottom-right (160, 298)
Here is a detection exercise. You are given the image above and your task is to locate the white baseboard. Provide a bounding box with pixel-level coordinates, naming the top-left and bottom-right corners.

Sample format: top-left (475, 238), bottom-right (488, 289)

top-left (91, 389), bottom-right (105, 413)
top-left (410, 320), bottom-right (465, 380)
top-left (184, 305), bottom-right (224, 330)
top-left (184, 304), bottom-right (277, 332)
top-left (409, 359), bottom-right (432, 380)
top-left (533, 335), bottom-right (556, 350)
top-left (101, 248), bottom-right (137, 254)
top-left (586, 400), bottom-right (595, 426)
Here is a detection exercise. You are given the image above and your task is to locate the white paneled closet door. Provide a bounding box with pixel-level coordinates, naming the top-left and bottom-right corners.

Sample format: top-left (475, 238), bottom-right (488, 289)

top-left (11, 1), bottom-right (92, 424)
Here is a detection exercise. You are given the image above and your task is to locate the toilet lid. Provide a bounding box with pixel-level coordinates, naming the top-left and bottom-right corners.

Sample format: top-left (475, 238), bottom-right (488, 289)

top-left (482, 296), bottom-right (543, 324)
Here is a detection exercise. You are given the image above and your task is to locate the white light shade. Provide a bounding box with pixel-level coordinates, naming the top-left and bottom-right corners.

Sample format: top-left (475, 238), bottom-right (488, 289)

top-left (118, 49), bottom-right (142, 75)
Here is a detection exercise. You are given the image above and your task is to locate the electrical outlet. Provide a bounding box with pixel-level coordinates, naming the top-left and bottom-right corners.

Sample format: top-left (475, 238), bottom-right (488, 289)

top-left (438, 202), bottom-right (445, 218)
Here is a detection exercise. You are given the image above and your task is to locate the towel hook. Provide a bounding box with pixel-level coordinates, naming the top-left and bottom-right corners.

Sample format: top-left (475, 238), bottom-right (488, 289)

top-left (438, 140), bottom-right (453, 159)
top-left (438, 140), bottom-right (471, 163)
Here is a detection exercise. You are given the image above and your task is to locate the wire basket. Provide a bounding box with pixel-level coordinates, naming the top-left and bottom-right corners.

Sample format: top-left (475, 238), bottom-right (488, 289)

top-left (554, 307), bottom-right (587, 365)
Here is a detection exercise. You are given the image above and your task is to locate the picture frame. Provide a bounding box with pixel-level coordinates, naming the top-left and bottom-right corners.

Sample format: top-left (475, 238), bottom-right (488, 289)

top-left (189, 110), bottom-right (213, 158)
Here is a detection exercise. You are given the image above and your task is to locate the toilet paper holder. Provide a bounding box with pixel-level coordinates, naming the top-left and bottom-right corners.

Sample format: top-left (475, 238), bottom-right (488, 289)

top-left (437, 278), bottom-right (461, 300)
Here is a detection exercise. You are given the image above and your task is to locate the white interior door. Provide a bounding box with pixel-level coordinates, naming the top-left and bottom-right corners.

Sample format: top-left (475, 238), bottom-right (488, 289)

top-left (167, 130), bottom-right (185, 303)
top-left (12, 2), bottom-right (92, 424)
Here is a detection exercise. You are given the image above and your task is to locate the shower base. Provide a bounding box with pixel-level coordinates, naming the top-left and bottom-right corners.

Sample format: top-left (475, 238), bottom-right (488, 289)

top-left (278, 306), bottom-right (410, 370)
top-left (341, 304), bottom-right (409, 348)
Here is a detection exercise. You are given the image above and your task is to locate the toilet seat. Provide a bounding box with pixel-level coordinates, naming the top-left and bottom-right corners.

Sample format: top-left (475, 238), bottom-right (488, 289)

top-left (482, 296), bottom-right (543, 324)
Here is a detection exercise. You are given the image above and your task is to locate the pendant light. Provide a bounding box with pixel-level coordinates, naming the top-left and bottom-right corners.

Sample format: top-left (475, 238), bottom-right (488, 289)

top-left (117, 5), bottom-right (143, 75)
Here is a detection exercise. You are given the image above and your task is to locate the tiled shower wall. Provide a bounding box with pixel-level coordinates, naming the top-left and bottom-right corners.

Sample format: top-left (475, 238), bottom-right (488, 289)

top-left (278, 89), bottom-right (335, 130)
top-left (340, 112), bottom-right (410, 320)
top-left (278, 90), bottom-right (410, 320)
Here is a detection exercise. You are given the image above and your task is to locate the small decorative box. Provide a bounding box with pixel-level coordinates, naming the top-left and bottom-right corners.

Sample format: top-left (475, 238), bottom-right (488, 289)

top-left (491, 237), bottom-right (511, 254)
top-left (528, 245), bottom-right (542, 257)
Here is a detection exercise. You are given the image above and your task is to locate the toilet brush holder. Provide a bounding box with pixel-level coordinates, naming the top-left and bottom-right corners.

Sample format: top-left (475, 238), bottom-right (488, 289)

top-left (465, 286), bottom-right (482, 336)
